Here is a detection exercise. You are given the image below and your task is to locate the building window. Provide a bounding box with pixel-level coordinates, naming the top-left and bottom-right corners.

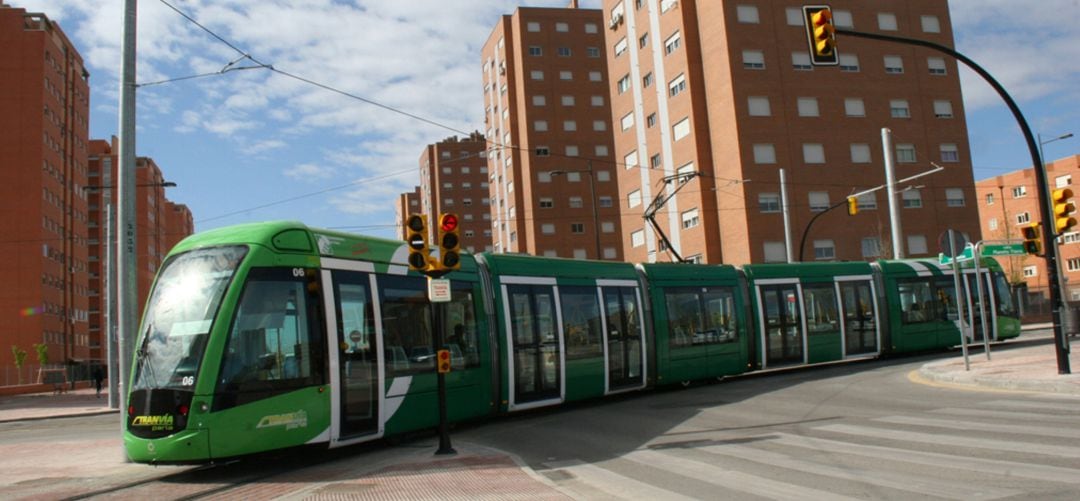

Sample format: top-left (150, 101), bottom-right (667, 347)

top-left (1023, 266), bottom-right (1037, 278)
top-left (1017, 212), bottom-right (1031, 224)
top-left (857, 193), bottom-right (877, 210)
top-left (736, 5), bottom-right (760, 23)
top-left (908, 235), bottom-right (929, 255)
top-left (764, 242), bottom-right (786, 263)
top-left (946, 188), bottom-right (966, 207)
top-left (928, 57), bottom-right (947, 75)
top-left (1013, 186), bottom-right (1027, 198)
top-left (529, 46), bottom-right (542, 56)
top-left (933, 100), bottom-right (953, 118)
top-left (647, 113), bottom-right (657, 127)
top-left (814, 240), bottom-right (836, 260)
top-left (596, 170), bottom-right (611, 182)
top-left (587, 47), bottom-right (600, 58)
top-left (921, 15), bottom-right (941, 33)
top-left (797, 97), bottom-right (820, 117)
top-left (533, 95), bottom-right (546, 106)
top-left (527, 22), bottom-right (540, 32)
top-left (878, 12), bottom-right (898, 31)
top-left (743, 50), bottom-right (765, 69)
top-left (563, 120), bottom-right (577, 131)
top-left (595, 145), bottom-right (610, 157)
top-left (557, 47), bottom-right (572, 57)
top-left (631, 229), bottom-right (645, 247)
top-left (845, 98), bottom-right (866, 117)
top-left (660, 0), bottom-right (678, 13)
top-left (669, 73), bottom-right (687, 97)
top-left (861, 238), bottom-right (882, 258)
top-left (809, 191), bottom-right (830, 212)
top-left (599, 196), bottom-right (613, 208)
top-left (650, 153), bottom-right (662, 168)
top-left (570, 224), bottom-right (585, 235)
top-left (759, 193), bottom-right (781, 213)
top-left (988, 218), bottom-right (998, 231)
top-left (535, 146), bottom-right (550, 156)
top-left (791, 52), bottom-right (813, 71)
top-left (561, 95), bottom-right (575, 106)
top-left (941, 143), bottom-right (960, 163)
top-left (851, 143), bottom-right (872, 163)
top-left (531, 70), bottom-right (544, 80)
top-left (591, 95), bottom-right (604, 106)
top-left (589, 71), bottom-right (602, 82)
top-left (890, 99), bottom-right (911, 118)
top-left (902, 189), bottom-right (923, 208)
top-left (834, 9), bottom-right (854, 28)
top-left (896, 143), bottom-right (917, 163)
top-left (639, 32), bottom-right (649, 48)
top-left (839, 53), bottom-right (860, 72)
top-left (884, 55), bottom-right (904, 74)
top-left (534, 120), bottom-right (548, 131)
top-left (677, 162), bottom-right (695, 183)
top-left (1056, 175), bottom-right (1072, 188)
top-left (628, 189), bottom-right (642, 208)
top-left (585, 23), bottom-right (598, 34)
top-left (565, 145), bottom-right (579, 156)
top-left (785, 7), bottom-right (803, 26)
top-left (555, 22), bottom-right (569, 32)
top-left (617, 74), bottom-right (631, 94)
top-left (672, 117), bottom-right (691, 141)
top-left (664, 31), bottom-right (681, 55)
top-left (624, 150), bottom-right (638, 169)
top-left (569, 196), bottom-right (583, 208)
top-left (748, 96), bottom-right (771, 116)
top-left (614, 37), bottom-right (628, 57)
top-left (602, 221), bottom-right (615, 233)
top-left (593, 120), bottom-right (606, 131)
top-left (753, 144), bottom-right (776, 164)
top-left (560, 70), bottom-right (573, 80)
top-left (986, 193), bottom-right (995, 205)
top-left (541, 223), bottom-right (556, 235)
top-left (681, 208), bottom-right (700, 229)
top-left (621, 112), bottom-right (635, 131)
top-left (803, 143), bottom-right (825, 164)
top-left (642, 72), bottom-right (653, 87)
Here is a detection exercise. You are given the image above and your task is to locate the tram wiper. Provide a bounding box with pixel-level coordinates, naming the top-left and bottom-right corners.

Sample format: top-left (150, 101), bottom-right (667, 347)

top-left (135, 323), bottom-right (159, 389)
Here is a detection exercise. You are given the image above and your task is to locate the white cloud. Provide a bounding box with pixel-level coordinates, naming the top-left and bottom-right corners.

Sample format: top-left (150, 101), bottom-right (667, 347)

top-left (284, 162), bottom-right (335, 181)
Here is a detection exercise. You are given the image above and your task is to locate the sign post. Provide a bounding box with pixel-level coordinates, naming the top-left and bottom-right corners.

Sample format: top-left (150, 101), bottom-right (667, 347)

top-left (940, 230), bottom-right (971, 370)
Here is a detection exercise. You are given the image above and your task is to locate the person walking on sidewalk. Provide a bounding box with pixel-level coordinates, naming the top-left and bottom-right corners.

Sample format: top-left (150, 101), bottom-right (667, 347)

top-left (93, 367), bottom-right (104, 398)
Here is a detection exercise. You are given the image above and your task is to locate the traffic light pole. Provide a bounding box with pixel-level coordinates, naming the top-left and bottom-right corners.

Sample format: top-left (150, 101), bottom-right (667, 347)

top-left (836, 28), bottom-right (1070, 373)
top-left (432, 299), bottom-right (455, 456)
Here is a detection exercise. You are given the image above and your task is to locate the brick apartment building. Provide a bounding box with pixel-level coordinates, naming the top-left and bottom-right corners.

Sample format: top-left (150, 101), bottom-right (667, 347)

top-left (601, 0), bottom-right (981, 264)
top-left (0, 3), bottom-right (92, 373)
top-left (976, 154), bottom-right (1080, 304)
top-left (86, 139), bottom-right (193, 364)
top-left (481, 4), bottom-right (624, 260)
top-left (415, 133), bottom-right (495, 253)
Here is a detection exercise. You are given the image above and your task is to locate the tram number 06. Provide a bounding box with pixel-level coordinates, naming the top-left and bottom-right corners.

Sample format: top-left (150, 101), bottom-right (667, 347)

top-left (292, 268), bottom-right (306, 277)
top-left (181, 376), bottom-right (195, 386)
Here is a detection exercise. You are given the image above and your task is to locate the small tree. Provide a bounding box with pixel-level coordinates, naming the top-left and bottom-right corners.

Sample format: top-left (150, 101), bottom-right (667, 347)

top-left (11, 346), bottom-right (27, 385)
top-left (33, 343), bottom-right (49, 368)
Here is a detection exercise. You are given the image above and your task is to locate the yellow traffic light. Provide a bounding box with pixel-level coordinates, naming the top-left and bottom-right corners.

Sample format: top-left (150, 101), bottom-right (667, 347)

top-left (1021, 222), bottom-right (1042, 255)
top-left (847, 197), bottom-right (858, 216)
top-left (405, 213), bottom-right (431, 271)
top-left (1052, 188), bottom-right (1077, 234)
top-left (436, 349), bottom-right (451, 373)
top-left (803, 6), bottom-right (838, 66)
top-left (437, 213), bottom-right (462, 271)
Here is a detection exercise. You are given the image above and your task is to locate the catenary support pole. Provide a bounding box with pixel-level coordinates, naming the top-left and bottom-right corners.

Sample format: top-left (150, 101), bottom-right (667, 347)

top-left (118, 0), bottom-right (138, 444)
top-left (882, 128), bottom-right (904, 259)
top-left (780, 169), bottom-right (793, 263)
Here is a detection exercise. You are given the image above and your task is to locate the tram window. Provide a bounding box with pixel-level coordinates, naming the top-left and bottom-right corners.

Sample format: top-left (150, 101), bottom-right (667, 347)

top-left (803, 285), bottom-right (839, 334)
top-left (443, 282), bottom-right (481, 368)
top-left (664, 287), bottom-right (737, 346)
top-left (897, 279), bottom-right (936, 324)
top-left (217, 268), bottom-right (325, 399)
top-left (378, 275), bottom-right (434, 375)
top-left (934, 278), bottom-right (959, 320)
top-left (992, 272), bottom-right (1017, 317)
top-left (560, 286), bottom-right (603, 359)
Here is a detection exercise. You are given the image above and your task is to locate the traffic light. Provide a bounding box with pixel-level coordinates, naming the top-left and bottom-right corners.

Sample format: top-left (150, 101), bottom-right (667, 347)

top-left (847, 197), bottom-right (858, 216)
top-left (437, 213), bottom-right (461, 271)
top-left (436, 349), bottom-right (451, 373)
top-left (1052, 188), bottom-right (1077, 234)
top-left (803, 5), bottom-right (838, 66)
top-left (405, 213), bottom-right (431, 272)
top-left (1021, 222), bottom-right (1042, 255)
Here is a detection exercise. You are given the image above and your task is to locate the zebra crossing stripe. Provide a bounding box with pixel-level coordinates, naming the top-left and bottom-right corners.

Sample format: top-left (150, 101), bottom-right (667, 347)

top-left (931, 407), bottom-right (1080, 424)
top-left (542, 459), bottom-right (698, 501)
top-left (982, 399), bottom-right (1080, 412)
top-left (623, 448), bottom-right (864, 501)
top-left (696, 442), bottom-right (1019, 500)
top-left (771, 432), bottom-right (1080, 485)
top-left (875, 415), bottom-right (1080, 439)
top-left (817, 423), bottom-right (1080, 458)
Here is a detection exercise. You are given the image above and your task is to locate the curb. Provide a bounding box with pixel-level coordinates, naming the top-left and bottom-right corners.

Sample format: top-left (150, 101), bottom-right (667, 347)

top-left (0, 408), bottom-right (118, 424)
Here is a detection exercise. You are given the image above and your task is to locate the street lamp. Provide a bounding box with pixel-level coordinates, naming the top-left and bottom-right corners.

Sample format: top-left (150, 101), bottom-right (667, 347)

top-left (550, 163), bottom-right (602, 260)
top-left (83, 180), bottom-right (176, 409)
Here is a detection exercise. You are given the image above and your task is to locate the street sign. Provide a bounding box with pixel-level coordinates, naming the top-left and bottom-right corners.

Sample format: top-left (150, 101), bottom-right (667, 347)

top-left (980, 242), bottom-right (1027, 257)
top-left (939, 243), bottom-right (974, 265)
top-left (428, 277), bottom-right (452, 303)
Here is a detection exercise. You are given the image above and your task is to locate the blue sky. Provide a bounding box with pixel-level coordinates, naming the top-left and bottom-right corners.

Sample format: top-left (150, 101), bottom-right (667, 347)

top-left (19, 0), bottom-right (1080, 239)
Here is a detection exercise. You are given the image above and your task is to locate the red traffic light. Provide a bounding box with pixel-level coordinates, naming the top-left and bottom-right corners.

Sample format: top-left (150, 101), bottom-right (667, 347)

top-left (439, 214), bottom-right (458, 233)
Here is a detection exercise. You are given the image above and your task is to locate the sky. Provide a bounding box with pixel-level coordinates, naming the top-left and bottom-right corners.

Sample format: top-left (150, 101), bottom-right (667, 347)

top-left (16, 0), bottom-right (1080, 240)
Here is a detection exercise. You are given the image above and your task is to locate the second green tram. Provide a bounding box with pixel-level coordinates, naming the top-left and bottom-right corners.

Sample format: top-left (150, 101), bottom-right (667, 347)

top-left (124, 222), bottom-right (1020, 464)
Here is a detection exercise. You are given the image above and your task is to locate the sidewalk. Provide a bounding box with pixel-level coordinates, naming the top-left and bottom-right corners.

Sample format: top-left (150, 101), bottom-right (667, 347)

top-left (0, 386), bottom-right (117, 423)
top-left (916, 337), bottom-right (1080, 395)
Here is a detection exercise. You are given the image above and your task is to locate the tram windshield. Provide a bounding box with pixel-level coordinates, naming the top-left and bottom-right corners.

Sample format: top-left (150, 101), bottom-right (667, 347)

top-left (132, 246), bottom-right (248, 391)
top-left (991, 271), bottom-right (1018, 318)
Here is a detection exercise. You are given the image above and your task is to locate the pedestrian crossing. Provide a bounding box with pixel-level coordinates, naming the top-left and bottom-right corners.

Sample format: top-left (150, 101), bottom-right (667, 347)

top-left (537, 396), bottom-right (1080, 500)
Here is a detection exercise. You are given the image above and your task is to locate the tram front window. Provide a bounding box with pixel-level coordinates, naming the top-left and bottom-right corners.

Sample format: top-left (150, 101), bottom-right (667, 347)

top-left (132, 246), bottom-right (247, 391)
top-left (992, 272), bottom-right (1018, 317)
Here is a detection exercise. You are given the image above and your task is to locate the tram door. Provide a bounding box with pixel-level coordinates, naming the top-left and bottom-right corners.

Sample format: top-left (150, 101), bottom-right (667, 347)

top-left (331, 271), bottom-right (379, 438)
top-left (759, 283), bottom-right (804, 367)
top-left (506, 283), bottom-right (562, 407)
top-left (964, 272), bottom-right (994, 342)
top-left (840, 280), bottom-right (878, 357)
top-left (602, 286), bottom-right (644, 391)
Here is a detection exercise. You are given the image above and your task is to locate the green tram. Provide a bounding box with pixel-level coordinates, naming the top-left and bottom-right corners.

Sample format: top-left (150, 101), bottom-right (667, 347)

top-left (124, 222), bottom-right (1020, 463)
